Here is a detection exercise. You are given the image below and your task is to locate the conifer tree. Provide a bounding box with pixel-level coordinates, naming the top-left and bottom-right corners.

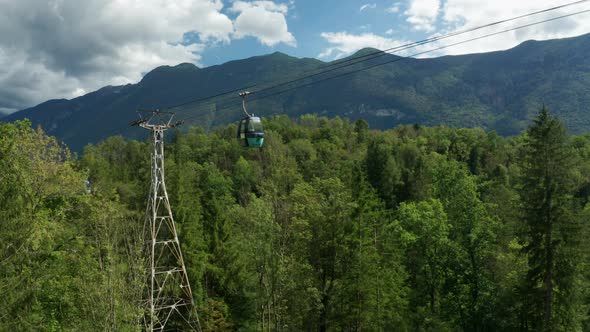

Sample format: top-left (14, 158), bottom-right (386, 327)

top-left (520, 106), bottom-right (581, 331)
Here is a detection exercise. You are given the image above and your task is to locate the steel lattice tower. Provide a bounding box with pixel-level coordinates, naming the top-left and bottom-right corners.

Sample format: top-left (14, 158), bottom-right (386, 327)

top-left (132, 110), bottom-right (200, 332)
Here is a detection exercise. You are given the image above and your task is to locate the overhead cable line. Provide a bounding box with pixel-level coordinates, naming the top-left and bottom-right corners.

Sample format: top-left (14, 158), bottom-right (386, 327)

top-left (250, 9), bottom-right (590, 100)
top-left (238, 0), bottom-right (590, 100)
top-left (302, 0), bottom-right (589, 70)
top-left (162, 0), bottom-right (589, 115)
top-left (174, 7), bottom-right (590, 124)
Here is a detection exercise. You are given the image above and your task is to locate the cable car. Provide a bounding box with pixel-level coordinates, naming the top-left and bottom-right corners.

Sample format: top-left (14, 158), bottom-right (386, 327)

top-left (237, 91), bottom-right (264, 148)
top-left (237, 116), bottom-right (264, 148)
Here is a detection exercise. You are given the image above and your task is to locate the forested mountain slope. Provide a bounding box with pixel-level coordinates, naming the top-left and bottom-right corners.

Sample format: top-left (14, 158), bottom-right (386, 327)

top-left (4, 33), bottom-right (590, 151)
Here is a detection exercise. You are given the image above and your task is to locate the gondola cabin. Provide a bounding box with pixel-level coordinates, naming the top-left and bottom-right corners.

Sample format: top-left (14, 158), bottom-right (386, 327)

top-left (237, 116), bottom-right (264, 148)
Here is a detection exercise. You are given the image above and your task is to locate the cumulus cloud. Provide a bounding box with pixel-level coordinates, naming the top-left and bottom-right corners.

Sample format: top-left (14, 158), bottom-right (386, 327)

top-left (386, 2), bottom-right (402, 14)
top-left (326, 0), bottom-right (590, 58)
top-left (0, 0), bottom-right (235, 112)
top-left (0, 108), bottom-right (15, 116)
top-left (436, 0), bottom-right (590, 55)
top-left (230, 0), bottom-right (289, 14)
top-left (320, 0), bottom-right (590, 62)
top-left (231, 1), bottom-right (296, 47)
top-left (360, 3), bottom-right (377, 12)
top-left (318, 32), bottom-right (411, 59)
top-left (405, 0), bottom-right (441, 32)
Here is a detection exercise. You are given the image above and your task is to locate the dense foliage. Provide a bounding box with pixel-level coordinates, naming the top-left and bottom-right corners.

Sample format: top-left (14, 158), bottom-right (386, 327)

top-left (1, 108), bottom-right (589, 331)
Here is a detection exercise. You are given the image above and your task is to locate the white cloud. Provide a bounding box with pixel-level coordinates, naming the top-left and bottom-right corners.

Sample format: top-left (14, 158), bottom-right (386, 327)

top-left (72, 88), bottom-right (86, 98)
top-left (360, 3), bottom-right (377, 12)
top-left (231, 1), bottom-right (296, 47)
top-left (435, 0), bottom-right (590, 56)
top-left (405, 0), bottom-right (441, 32)
top-left (386, 2), bottom-right (401, 14)
top-left (0, 107), bottom-right (15, 116)
top-left (230, 1), bottom-right (289, 14)
top-left (318, 32), bottom-right (411, 59)
top-left (0, 0), bottom-right (235, 112)
top-left (0, 47), bottom-right (86, 111)
top-left (319, 0), bottom-right (590, 62)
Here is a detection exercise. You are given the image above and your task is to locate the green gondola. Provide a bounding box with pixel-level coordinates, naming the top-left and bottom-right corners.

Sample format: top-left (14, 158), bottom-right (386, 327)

top-left (237, 91), bottom-right (264, 148)
top-left (238, 116), bottom-right (264, 148)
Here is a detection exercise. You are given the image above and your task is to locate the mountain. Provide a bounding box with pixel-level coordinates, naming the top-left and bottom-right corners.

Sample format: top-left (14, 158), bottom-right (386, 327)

top-left (4, 34), bottom-right (590, 151)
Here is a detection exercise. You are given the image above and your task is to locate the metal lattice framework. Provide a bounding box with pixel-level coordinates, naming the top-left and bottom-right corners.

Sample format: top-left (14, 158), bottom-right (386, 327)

top-left (133, 110), bottom-right (200, 332)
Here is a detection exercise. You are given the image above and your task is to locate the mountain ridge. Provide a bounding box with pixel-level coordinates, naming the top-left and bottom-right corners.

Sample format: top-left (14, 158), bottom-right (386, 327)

top-left (4, 33), bottom-right (590, 151)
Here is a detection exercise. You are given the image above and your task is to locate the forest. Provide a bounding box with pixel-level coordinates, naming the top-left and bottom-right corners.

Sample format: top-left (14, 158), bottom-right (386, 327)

top-left (1, 107), bottom-right (589, 331)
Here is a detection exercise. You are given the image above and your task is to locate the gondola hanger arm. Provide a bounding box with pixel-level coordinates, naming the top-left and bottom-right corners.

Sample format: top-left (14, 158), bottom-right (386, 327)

top-left (239, 91), bottom-right (252, 117)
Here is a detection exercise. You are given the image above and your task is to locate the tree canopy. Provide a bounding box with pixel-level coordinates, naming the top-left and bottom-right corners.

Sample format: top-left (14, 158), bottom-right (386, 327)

top-left (1, 109), bottom-right (589, 331)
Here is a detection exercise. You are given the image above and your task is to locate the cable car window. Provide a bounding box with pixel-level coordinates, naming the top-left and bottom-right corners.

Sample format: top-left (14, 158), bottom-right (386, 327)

top-left (250, 117), bottom-right (263, 131)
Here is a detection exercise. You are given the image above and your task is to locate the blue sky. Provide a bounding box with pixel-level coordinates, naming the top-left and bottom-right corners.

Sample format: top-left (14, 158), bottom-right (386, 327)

top-left (199, 0), bottom-right (429, 66)
top-left (196, 0), bottom-right (590, 66)
top-left (0, 0), bottom-right (589, 113)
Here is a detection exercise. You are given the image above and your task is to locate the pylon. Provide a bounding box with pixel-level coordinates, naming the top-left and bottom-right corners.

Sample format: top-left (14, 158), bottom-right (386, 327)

top-left (133, 110), bottom-right (200, 331)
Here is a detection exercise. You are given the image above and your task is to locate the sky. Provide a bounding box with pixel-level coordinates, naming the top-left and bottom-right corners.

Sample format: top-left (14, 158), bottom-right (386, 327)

top-left (1, 0), bottom-right (590, 114)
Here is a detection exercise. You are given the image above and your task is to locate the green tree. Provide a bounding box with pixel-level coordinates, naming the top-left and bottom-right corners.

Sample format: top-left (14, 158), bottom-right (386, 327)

top-left (0, 121), bottom-right (143, 331)
top-left (340, 169), bottom-right (408, 331)
top-left (519, 107), bottom-right (583, 331)
top-left (396, 199), bottom-right (453, 331)
top-left (354, 118), bottom-right (369, 144)
top-left (431, 158), bottom-right (500, 331)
